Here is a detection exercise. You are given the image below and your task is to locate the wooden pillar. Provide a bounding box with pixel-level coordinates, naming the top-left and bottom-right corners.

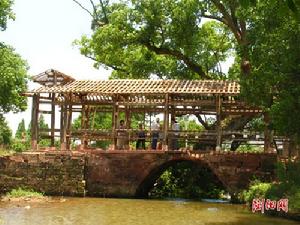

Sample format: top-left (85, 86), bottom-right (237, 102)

top-left (125, 96), bottom-right (131, 150)
top-left (60, 103), bottom-right (68, 151)
top-left (50, 93), bottom-right (55, 147)
top-left (66, 104), bottom-right (73, 150)
top-left (80, 104), bottom-right (86, 147)
top-left (112, 95), bottom-right (119, 150)
top-left (31, 94), bottom-right (39, 150)
top-left (163, 94), bottom-right (169, 150)
top-left (216, 95), bottom-right (222, 150)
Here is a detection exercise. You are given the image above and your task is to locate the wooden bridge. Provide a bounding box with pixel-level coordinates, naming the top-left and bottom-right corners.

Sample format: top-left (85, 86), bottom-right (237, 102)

top-left (24, 69), bottom-right (279, 153)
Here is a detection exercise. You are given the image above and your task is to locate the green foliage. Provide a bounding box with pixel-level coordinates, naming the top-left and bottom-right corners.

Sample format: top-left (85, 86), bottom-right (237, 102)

top-left (0, 1), bottom-right (28, 114)
top-left (239, 181), bottom-right (272, 203)
top-left (15, 119), bottom-right (26, 139)
top-left (236, 144), bottom-right (263, 153)
top-left (0, 115), bottom-right (12, 146)
top-left (178, 117), bottom-right (204, 132)
top-left (25, 115), bottom-right (51, 148)
top-left (6, 187), bottom-right (44, 198)
top-left (75, 0), bottom-right (233, 79)
top-left (10, 139), bottom-right (27, 152)
top-left (240, 0), bottom-right (300, 139)
top-left (37, 115), bottom-right (50, 147)
top-left (0, 148), bottom-right (13, 156)
top-left (241, 161), bottom-right (300, 214)
top-left (150, 161), bottom-right (226, 199)
top-left (0, 0), bottom-right (14, 31)
top-left (0, 43), bottom-right (28, 113)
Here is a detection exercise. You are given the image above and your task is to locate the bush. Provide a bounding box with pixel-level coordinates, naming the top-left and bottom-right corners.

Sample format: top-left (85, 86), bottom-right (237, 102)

top-left (239, 181), bottom-right (272, 204)
top-left (10, 139), bottom-right (28, 152)
top-left (6, 187), bottom-right (44, 198)
top-left (240, 161), bottom-right (300, 215)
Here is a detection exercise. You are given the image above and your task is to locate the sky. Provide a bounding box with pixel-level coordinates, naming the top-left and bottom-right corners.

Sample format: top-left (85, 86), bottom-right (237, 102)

top-left (1, 0), bottom-right (111, 134)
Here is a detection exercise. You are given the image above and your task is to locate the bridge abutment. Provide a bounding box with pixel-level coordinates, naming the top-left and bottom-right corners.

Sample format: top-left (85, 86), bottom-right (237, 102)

top-left (0, 151), bottom-right (277, 198)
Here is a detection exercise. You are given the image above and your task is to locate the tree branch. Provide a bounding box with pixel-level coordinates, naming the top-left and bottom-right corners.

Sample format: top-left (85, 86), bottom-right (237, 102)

top-left (89, 0), bottom-right (99, 18)
top-left (194, 114), bottom-right (210, 130)
top-left (99, 0), bottom-right (109, 24)
top-left (72, 0), bottom-right (94, 18)
top-left (142, 42), bottom-right (211, 79)
top-left (85, 55), bottom-right (129, 74)
top-left (201, 14), bottom-right (225, 24)
top-left (211, 0), bottom-right (242, 44)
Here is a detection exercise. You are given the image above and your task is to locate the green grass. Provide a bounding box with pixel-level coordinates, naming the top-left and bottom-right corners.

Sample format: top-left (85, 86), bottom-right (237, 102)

top-left (0, 148), bottom-right (14, 156)
top-left (6, 188), bottom-right (44, 198)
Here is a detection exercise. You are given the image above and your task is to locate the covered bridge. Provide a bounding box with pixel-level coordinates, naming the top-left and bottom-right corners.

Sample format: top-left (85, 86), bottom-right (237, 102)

top-left (26, 69), bottom-right (265, 151)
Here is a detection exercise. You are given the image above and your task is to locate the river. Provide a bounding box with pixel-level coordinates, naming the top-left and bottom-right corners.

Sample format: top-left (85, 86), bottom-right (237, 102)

top-left (0, 198), bottom-right (298, 225)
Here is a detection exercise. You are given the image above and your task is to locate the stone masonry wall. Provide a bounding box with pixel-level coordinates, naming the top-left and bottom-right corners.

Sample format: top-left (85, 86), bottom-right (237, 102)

top-left (202, 152), bottom-right (277, 192)
top-left (0, 151), bottom-right (86, 196)
top-left (0, 151), bottom-right (277, 197)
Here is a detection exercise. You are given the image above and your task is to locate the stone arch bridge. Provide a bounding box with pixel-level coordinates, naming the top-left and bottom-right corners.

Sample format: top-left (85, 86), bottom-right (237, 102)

top-left (0, 151), bottom-right (276, 197)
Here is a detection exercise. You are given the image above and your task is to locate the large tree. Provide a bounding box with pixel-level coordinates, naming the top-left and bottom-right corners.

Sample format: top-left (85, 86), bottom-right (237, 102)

top-left (0, 114), bottom-right (12, 145)
top-left (0, 0), bottom-right (28, 113)
top-left (73, 0), bottom-right (300, 144)
top-left (239, 1), bottom-right (300, 144)
top-left (73, 0), bottom-right (235, 79)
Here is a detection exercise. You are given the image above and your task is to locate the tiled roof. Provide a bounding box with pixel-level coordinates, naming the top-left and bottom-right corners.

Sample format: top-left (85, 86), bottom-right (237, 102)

top-left (31, 79), bottom-right (240, 95)
top-left (32, 69), bottom-right (75, 86)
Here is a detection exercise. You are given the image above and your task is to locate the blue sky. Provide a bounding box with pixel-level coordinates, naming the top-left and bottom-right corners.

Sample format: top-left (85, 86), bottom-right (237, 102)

top-left (1, 0), bottom-right (111, 133)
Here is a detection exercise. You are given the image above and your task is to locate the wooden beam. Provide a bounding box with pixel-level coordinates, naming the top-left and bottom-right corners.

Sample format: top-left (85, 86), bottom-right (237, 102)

top-left (31, 94), bottom-right (39, 151)
top-left (163, 94), bottom-right (169, 149)
top-left (216, 95), bottom-right (222, 150)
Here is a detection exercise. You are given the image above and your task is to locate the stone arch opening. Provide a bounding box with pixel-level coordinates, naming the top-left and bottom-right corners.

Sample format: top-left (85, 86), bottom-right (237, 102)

top-left (135, 159), bottom-right (227, 199)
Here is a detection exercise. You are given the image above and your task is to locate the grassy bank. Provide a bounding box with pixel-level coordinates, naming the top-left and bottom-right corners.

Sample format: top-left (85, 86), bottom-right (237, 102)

top-left (1, 188), bottom-right (47, 202)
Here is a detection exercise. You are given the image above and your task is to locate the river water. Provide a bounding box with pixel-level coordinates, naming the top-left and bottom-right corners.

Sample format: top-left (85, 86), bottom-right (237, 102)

top-left (0, 198), bottom-right (298, 225)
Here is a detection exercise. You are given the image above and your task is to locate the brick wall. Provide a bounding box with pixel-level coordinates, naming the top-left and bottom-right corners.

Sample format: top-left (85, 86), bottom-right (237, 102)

top-left (0, 151), bottom-right (86, 196)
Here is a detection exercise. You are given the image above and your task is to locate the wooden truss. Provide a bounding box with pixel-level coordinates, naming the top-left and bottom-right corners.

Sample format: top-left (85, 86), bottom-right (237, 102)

top-left (26, 69), bottom-right (263, 151)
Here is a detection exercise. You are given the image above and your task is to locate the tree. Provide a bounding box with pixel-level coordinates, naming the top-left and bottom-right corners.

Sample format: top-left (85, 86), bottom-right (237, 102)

top-left (0, 43), bottom-right (28, 113)
top-left (0, 114), bottom-right (12, 145)
top-left (0, 0), bottom-right (28, 114)
top-left (239, 1), bottom-right (300, 142)
top-left (15, 118), bottom-right (26, 139)
top-left (73, 0), bottom-right (233, 79)
top-left (74, 0), bottom-right (300, 145)
top-left (0, 0), bottom-right (14, 31)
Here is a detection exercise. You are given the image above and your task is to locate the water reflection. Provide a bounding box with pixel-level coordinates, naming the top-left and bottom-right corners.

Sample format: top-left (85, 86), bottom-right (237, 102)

top-left (0, 198), bottom-right (298, 225)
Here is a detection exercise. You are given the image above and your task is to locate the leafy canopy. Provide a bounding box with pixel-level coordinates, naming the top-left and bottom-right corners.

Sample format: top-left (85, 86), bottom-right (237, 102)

top-left (239, 1), bottom-right (300, 139)
top-left (75, 0), bottom-right (233, 79)
top-left (0, 43), bottom-right (28, 113)
top-left (0, 0), bottom-right (14, 31)
top-left (0, 0), bottom-right (28, 113)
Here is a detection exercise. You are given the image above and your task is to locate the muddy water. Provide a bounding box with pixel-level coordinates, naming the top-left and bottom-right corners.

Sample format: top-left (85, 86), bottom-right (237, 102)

top-left (0, 198), bottom-right (298, 225)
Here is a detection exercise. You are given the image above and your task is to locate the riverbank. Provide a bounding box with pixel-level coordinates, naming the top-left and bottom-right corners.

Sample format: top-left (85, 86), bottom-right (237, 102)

top-left (0, 188), bottom-right (66, 204)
